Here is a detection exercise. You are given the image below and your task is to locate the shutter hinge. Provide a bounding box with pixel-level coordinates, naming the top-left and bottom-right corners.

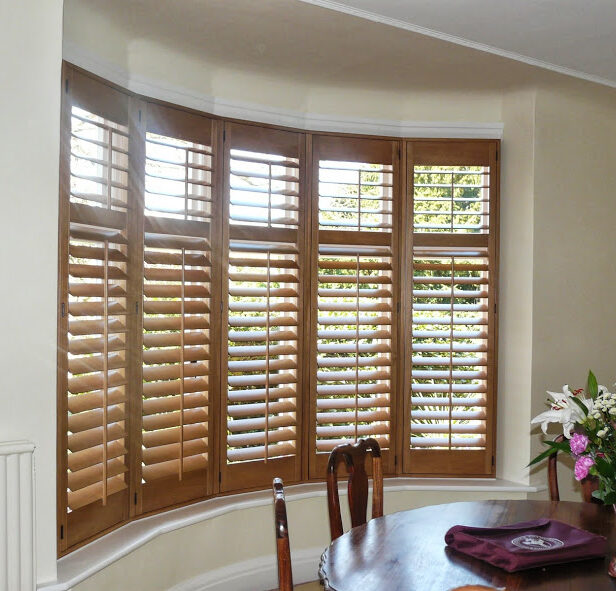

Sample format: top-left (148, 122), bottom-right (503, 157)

top-left (61, 302), bottom-right (66, 318)
top-left (492, 455), bottom-right (495, 468)
top-left (223, 128), bottom-right (226, 142)
top-left (135, 301), bottom-right (139, 314)
top-left (65, 78), bottom-right (69, 93)
top-left (496, 149), bottom-right (499, 161)
top-left (396, 302), bottom-right (401, 313)
top-left (60, 525), bottom-right (64, 540)
top-left (138, 109), bottom-right (142, 123)
top-left (220, 301), bottom-right (223, 313)
top-left (218, 472), bottom-right (222, 484)
top-left (134, 492), bottom-right (138, 505)
top-left (494, 302), bottom-right (497, 314)
top-left (394, 455), bottom-right (398, 467)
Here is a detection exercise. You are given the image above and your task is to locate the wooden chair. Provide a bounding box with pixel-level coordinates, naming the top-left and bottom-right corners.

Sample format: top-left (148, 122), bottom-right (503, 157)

top-left (547, 434), bottom-right (596, 502)
top-left (273, 478), bottom-right (293, 591)
top-left (326, 437), bottom-right (383, 541)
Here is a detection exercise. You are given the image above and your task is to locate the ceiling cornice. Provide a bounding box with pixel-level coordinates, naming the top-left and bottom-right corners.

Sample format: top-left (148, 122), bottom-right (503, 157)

top-left (63, 40), bottom-right (503, 139)
top-left (296, 0), bottom-right (616, 89)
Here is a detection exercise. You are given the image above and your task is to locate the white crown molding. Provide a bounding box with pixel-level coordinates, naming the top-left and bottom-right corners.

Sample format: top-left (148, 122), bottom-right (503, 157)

top-left (62, 40), bottom-right (503, 139)
top-left (296, 0), bottom-right (616, 90)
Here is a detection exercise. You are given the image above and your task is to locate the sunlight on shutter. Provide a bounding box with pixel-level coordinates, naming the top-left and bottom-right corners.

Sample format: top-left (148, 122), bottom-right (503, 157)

top-left (66, 107), bottom-right (129, 512)
top-left (223, 134), bottom-right (303, 488)
top-left (141, 131), bottom-right (212, 487)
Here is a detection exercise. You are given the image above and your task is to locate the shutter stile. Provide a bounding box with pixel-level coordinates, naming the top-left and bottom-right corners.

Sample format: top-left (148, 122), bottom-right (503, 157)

top-left (140, 111), bottom-right (214, 511)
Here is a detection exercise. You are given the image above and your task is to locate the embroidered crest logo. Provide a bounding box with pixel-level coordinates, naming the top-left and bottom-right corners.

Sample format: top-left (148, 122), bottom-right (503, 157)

top-left (511, 534), bottom-right (564, 551)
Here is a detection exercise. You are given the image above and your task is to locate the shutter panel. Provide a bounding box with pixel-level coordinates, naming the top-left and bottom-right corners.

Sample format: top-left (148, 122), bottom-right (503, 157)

top-left (404, 141), bottom-right (498, 476)
top-left (139, 104), bottom-right (216, 511)
top-left (59, 69), bottom-right (130, 548)
top-left (309, 136), bottom-right (398, 477)
top-left (221, 123), bottom-right (305, 491)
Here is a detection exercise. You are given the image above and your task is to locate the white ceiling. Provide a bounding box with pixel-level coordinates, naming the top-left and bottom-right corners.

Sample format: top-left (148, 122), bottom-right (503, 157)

top-left (297, 0), bottom-right (616, 87)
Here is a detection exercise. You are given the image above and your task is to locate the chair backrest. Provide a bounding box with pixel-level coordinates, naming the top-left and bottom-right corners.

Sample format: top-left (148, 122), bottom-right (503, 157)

top-left (273, 478), bottom-right (293, 591)
top-left (547, 434), bottom-right (596, 502)
top-left (326, 437), bottom-right (383, 541)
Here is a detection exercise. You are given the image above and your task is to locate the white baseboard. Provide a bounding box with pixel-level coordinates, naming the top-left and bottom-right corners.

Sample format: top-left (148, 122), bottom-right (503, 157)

top-left (168, 547), bottom-right (323, 591)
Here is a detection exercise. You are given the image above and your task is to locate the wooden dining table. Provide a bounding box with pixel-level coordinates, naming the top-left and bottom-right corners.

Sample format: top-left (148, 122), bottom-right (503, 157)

top-left (318, 500), bottom-right (616, 590)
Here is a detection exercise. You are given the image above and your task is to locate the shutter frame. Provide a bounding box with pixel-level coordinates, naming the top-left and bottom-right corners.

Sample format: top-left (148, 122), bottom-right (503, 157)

top-left (59, 67), bottom-right (132, 550)
top-left (403, 139), bottom-right (499, 477)
top-left (220, 122), bottom-right (306, 492)
top-left (138, 101), bottom-right (217, 513)
top-left (309, 135), bottom-right (400, 478)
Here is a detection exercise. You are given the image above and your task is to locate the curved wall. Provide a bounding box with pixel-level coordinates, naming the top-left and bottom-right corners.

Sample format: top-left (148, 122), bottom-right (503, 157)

top-left (65, 483), bottom-right (531, 591)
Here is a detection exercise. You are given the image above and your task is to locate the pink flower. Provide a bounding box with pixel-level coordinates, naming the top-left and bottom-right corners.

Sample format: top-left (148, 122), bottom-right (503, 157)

top-left (574, 456), bottom-right (595, 481)
top-left (570, 433), bottom-right (589, 455)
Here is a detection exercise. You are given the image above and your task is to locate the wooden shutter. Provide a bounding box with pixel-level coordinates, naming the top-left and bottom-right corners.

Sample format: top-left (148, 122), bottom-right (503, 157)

top-left (58, 68), bottom-right (131, 549)
top-left (309, 136), bottom-right (399, 477)
top-left (404, 140), bottom-right (498, 476)
top-left (138, 103), bottom-right (218, 512)
top-left (221, 123), bottom-right (306, 491)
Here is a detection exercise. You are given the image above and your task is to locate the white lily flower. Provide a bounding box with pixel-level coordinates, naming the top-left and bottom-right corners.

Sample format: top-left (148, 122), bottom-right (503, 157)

top-left (530, 385), bottom-right (593, 438)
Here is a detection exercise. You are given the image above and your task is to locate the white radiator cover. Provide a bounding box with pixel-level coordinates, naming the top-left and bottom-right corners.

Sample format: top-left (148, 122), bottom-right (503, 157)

top-left (0, 441), bottom-right (35, 591)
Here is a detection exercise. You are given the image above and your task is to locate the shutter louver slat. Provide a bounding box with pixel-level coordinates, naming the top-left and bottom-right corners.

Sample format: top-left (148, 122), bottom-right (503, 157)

top-left (140, 122), bottom-right (213, 509)
top-left (410, 251), bottom-right (490, 450)
top-left (224, 135), bottom-right (302, 490)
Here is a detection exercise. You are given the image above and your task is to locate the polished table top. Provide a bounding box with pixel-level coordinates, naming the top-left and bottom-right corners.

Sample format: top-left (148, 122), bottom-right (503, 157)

top-left (318, 500), bottom-right (616, 591)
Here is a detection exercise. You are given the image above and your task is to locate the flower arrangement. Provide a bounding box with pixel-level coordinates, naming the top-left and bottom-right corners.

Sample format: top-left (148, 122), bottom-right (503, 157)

top-left (530, 371), bottom-right (616, 504)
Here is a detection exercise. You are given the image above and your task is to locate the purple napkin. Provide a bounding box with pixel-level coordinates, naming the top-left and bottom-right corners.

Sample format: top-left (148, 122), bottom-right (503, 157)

top-left (444, 518), bottom-right (607, 572)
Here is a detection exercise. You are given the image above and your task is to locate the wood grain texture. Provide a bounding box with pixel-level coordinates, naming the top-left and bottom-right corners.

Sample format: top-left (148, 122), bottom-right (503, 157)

top-left (326, 438), bottom-right (383, 541)
top-left (273, 478), bottom-right (294, 591)
top-left (319, 500), bottom-right (616, 591)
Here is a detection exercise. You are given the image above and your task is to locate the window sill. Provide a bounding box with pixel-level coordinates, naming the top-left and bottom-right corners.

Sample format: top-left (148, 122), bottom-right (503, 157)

top-left (41, 478), bottom-right (543, 591)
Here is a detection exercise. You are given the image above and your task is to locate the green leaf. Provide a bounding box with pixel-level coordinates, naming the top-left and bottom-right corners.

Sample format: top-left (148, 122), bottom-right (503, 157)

top-left (603, 491), bottom-right (616, 505)
top-left (527, 447), bottom-right (556, 467)
top-left (595, 456), bottom-right (615, 479)
top-left (588, 371), bottom-right (598, 399)
top-left (592, 488), bottom-right (605, 501)
top-left (526, 440), bottom-right (570, 467)
top-left (570, 395), bottom-right (589, 416)
top-left (542, 440), bottom-right (571, 452)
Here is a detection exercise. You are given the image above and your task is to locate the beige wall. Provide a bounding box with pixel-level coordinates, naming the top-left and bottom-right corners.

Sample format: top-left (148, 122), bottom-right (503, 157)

top-left (497, 88), bottom-right (536, 484)
top-left (0, 0), bottom-right (64, 585)
top-left (530, 86), bottom-right (616, 499)
top-left (72, 488), bottom-right (529, 591)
